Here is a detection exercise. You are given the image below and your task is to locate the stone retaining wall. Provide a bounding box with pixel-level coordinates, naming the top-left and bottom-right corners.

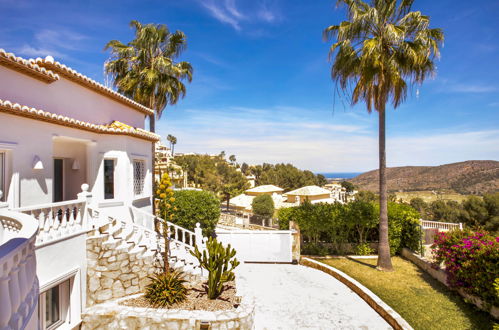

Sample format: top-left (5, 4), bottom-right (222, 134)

top-left (81, 294), bottom-right (255, 330)
top-left (86, 233), bottom-right (158, 306)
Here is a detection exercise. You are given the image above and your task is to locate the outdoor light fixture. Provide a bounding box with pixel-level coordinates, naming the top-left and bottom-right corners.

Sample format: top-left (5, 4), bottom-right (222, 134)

top-left (72, 159), bottom-right (80, 170)
top-left (33, 155), bottom-right (44, 170)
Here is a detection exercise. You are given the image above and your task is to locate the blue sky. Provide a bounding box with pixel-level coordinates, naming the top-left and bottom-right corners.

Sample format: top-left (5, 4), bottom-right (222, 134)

top-left (1, 0), bottom-right (498, 172)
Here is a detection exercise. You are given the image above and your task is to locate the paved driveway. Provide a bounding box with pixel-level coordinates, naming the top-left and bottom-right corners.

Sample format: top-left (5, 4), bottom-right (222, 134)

top-left (236, 264), bottom-right (392, 330)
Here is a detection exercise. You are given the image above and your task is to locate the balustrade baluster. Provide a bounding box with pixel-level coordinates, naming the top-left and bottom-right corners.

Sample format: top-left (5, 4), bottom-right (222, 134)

top-left (8, 256), bottom-right (21, 329)
top-left (0, 261), bottom-right (13, 328)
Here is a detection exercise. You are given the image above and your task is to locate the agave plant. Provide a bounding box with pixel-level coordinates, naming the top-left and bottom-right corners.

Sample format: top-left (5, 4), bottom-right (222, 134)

top-left (144, 270), bottom-right (188, 307)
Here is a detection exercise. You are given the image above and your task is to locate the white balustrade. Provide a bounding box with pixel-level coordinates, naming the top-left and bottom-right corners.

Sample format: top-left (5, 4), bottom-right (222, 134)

top-left (420, 219), bottom-right (463, 231)
top-left (15, 199), bottom-right (86, 245)
top-left (0, 209), bottom-right (39, 329)
top-left (129, 206), bottom-right (204, 251)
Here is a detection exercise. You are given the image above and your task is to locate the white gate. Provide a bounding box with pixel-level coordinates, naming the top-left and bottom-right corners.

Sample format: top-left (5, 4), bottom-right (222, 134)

top-left (215, 229), bottom-right (294, 263)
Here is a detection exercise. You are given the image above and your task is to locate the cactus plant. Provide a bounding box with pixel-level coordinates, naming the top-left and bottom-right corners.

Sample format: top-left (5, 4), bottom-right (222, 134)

top-left (190, 237), bottom-right (240, 299)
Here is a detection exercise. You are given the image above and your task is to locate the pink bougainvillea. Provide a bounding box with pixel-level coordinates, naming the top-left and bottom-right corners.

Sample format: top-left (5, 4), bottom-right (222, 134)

top-left (431, 229), bottom-right (499, 306)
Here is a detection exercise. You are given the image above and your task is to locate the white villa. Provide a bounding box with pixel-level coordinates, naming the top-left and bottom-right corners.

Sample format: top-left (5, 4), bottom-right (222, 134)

top-left (0, 50), bottom-right (204, 329)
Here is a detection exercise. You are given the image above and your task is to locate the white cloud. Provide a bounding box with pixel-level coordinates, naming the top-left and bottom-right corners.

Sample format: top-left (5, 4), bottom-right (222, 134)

top-left (444, 83), bottom-right (499, 93)
top-left (198, 0), bottom-right (280, 31)
top-left (159, 106), bottom-right (499, 173)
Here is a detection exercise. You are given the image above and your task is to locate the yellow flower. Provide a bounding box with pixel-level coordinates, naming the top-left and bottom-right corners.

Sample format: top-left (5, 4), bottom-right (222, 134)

top-left (169, 214), bottom-right (174, 219)
top-left (159, 184), bottom-right (166, 189)
top-left (170, 197), bottom-right (175, 202)
top-left (166, 203), bottom-right (171, 209)
top-left (156, 190), bottom-right (161, 195)
top-left (159, 193), bottom-right (166, 199)
top-left (173, 207), bottom-right (178, 211)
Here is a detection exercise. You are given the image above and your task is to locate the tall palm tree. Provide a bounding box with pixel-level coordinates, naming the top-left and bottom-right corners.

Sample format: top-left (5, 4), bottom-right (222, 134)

top-left (105, 20), bottom-right (192, 215)
top-left (167, 134), bottom-right (176, 154)
top-left (324, 0), bottom-right (443, 271)
top-left (171, 136), bottom-right (177, 155)
top-left (104, 20), bottom-right (193, 133)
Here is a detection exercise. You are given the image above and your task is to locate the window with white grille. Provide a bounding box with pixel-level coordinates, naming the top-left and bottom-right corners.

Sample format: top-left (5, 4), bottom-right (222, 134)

top-left (133, 160), bottom-right (145, 196)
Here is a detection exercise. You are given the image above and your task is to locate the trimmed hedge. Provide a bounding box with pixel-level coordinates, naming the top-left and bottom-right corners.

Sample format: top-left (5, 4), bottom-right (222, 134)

top-left (277, 200), bottom-right (421, 255)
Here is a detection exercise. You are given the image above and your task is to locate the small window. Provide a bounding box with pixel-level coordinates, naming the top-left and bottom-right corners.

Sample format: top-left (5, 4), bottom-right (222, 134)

top-left (104, 159), bottom-right (115, 199)
top-left (39, 280), bottom-right (70, 330)
top-left (0, 152), bottom-right (5, 201)
top-left (133, 160), bottom-right (145, 196)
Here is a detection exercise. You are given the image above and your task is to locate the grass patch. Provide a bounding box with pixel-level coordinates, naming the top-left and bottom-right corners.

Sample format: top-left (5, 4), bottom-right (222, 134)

top-left (395, 190), bottom-right (468, 203)
top-left (318, 257), bottom-right (494, 330)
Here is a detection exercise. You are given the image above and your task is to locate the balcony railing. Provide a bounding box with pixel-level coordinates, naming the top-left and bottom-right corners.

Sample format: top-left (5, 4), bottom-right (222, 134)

top-left (420, 219), bottom-right (463, 231)
top-left (0, 209), bottom-right (39, 329)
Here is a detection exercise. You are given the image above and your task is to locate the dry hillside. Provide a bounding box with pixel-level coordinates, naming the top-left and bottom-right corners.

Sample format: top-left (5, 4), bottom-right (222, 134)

top-left (350, 160), bottom-right (499, 194)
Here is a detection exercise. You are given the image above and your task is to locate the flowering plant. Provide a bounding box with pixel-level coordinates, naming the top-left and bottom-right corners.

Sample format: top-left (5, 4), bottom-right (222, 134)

top-left (431, 229), bottom-right (499, 306)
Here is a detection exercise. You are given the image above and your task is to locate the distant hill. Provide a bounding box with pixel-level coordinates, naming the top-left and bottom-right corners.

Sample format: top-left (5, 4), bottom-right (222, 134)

top-left (350, 160), bottom-right (499, 194)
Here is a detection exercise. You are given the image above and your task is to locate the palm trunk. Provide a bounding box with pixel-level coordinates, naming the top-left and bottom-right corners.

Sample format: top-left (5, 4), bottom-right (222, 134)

top-left (377, 108), bottom-right (393, 271)
top-left (150, 113), bottom-right (156, 215)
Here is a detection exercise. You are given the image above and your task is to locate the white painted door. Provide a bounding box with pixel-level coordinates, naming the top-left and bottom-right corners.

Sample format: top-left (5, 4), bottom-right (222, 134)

top-left (215, 229), bottom-right (293, 263)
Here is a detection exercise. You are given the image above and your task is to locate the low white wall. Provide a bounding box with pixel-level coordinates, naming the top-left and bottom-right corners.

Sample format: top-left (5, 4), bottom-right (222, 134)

top-left (216, 229), bottom-right (293, 263)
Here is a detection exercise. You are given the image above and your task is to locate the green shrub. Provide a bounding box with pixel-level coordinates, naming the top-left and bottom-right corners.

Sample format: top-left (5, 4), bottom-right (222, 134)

top-left (277, 207), bottom-right (296, 230)
top-left (355, 243), bottom-right (374, 255)
top-left (252, 194), bottom-right (274, 218)
top-left (170, 190), bottom-right (220, 236)
top-left (144, 270), bottom-right (188, 307)
top-left (190, 237), bottom-right (240, 299)
top-left (386, 202), bottom-right (422, 254)
top-left (301, 242), bottom-right (330, 256)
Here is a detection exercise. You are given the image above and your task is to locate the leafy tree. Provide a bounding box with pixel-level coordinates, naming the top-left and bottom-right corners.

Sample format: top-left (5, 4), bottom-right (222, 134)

top-left (255, 163), bottom-right (326, 191)
top-left (346, 200), bottom-right (378, 244)
top-left (483, 192), bottom-right (499, 233)
top-left (409, 197), bottom-right (427, 218)
top-left (229, 155), bottom-right (236, 165)
top-left (324, 0), bottom-right (443, 270)
top-left (174, 154), bottom-right (249, 198)
top-left (428, 200), bottom-right (463, 223)
top-left (341, 181), bottom-right (355, 192)
top-left (356, 190), bottom-right (377, 203)
top-left (252, 194), bottom-right (275, 219)
top-left (170, 190), bottom-right (220, 236)
top-left (104, 20), bottom-right (193, 133)
top-left (240, 162), bottom-right (250, 175)
top-left (460, 196), bottom-right (488, 228)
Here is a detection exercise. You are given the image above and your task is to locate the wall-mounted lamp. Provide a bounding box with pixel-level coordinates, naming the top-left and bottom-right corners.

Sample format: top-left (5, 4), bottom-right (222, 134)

top-left (72, 159), bottom-right (80, 170)
top-left (33, 156), bottom-right (44, 170)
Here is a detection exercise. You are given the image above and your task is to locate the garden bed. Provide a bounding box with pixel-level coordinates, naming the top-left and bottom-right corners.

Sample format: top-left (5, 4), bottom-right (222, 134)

top-left (120, 280), bottom-right (240, 311)
top-left (317, 256), bottom-right (494, 330)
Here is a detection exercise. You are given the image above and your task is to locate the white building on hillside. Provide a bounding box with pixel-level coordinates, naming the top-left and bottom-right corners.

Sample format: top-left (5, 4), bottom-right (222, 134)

top-left (0, 50), bottom-right (206, 330)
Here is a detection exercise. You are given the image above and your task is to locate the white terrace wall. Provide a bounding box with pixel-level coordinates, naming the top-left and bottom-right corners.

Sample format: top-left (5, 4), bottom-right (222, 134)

top-left (0, 112), bottom-right (153, 212)
top-left (0, 65), bottom-right (146, 128)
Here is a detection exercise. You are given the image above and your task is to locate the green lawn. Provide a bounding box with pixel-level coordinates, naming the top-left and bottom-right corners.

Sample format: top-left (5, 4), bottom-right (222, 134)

top-left (318, 257), bottom-right (494, 330)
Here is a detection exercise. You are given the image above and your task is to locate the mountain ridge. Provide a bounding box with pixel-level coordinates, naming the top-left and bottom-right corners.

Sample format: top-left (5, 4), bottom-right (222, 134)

top-left (350, 160), bottom-right (499, 194)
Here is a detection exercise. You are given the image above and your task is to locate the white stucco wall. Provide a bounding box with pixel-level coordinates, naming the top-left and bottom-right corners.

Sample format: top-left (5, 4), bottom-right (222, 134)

top-left (0, 112), bottom-right (153, 211)
top-left (36, 233), bottom-right (87, 327)
top-left (0, 65), bottom-right (146, 128)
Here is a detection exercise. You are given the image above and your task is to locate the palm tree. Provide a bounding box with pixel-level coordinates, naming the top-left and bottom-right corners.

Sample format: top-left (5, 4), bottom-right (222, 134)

top-left (105, 21), bottom-right (192, 215)
top-left (171, 136), bottom-right (177, 155)
top-left (166, 134), bottom-right (177, 155)
top-left (104, 20), bottom-right (193, 133)
top-left (324, 0), bottom-right (443, 271)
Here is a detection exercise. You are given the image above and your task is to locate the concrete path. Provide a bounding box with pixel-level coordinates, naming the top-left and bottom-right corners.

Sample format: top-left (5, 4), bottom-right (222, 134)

top-left (236, 264), bottom-right (392, 330)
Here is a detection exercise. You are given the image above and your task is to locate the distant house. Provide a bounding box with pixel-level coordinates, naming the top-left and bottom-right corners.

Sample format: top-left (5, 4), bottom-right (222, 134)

top-left (285, 185), bottom-right (337, 204)
top-left (229, 184), bottom-right (285, 214)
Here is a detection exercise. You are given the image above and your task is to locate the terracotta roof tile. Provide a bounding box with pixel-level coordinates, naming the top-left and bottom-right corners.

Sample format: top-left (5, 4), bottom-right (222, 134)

top-left (0, 98), bottom-right (159, 142)
top-left (0, 49), bottom-right (59, 83)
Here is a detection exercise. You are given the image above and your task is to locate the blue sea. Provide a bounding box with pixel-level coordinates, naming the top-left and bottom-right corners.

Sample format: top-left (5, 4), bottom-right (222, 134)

top-left (318, 172), bottom-right (362, 179)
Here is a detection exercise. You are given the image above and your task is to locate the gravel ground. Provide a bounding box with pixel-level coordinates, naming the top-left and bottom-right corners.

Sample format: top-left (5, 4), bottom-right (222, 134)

top-left (120, 281), bottom-right (240, 311)
top-left (235, 263), bottom-right (392, 330)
